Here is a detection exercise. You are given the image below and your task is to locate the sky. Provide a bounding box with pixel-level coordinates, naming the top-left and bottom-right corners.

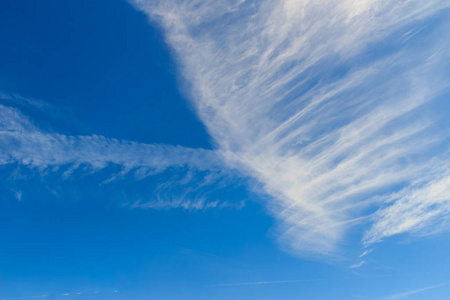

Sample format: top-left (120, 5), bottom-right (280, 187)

top-left (0, 0), bottom-right (449, 299)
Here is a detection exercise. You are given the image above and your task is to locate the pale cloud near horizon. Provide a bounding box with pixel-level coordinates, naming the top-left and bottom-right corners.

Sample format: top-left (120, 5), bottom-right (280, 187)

top-left (131, 0), bottom-right (450, 256)
top-left (384, 282), bottom-right (449, 300)
top-left (212, 278), bottom-right (321, 287)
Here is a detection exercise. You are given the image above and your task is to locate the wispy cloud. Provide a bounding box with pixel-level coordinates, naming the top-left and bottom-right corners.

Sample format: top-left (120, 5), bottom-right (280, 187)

top-left (1, 103), bottom-right (247, 213)
top-left (12, 189), bottom-right (22, 201)
top-left (212, 279), bottom-right (321, 287)
top-left (349, 260), bottom-right (365, 269)
top-left (0, 104), bottom-right (220, 174)
top-left (0, 91), bottom-right (52, 110)
top-left (131, 0), bottom-right (450, 256)
top-left (1, 0), bottom-right (449, 258)
top-left (129, 196), bottom-right (245, 211)
top-left (364, 172), bottom-right (450, 244)
top-left (0, 289), bottom-right (120, 300)
top-left (359, 249), bottom-right (373, 258)
top-left (384, 282), bottom-right (449, 300)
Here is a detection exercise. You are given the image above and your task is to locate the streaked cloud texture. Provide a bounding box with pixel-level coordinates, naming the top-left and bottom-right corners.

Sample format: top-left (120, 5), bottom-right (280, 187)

top-left (130, 0), bottom-right (450, 255)
top-left (0, 104), bottom-right (219, 173)
top-left (1, 0), bottom-right (449, 257)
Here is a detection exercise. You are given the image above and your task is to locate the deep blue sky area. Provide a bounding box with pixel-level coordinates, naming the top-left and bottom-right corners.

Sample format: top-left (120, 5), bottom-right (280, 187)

top-left (1, 1), bottom-right (450, 300)
top-left (0, 0), bottom-right (210, 148)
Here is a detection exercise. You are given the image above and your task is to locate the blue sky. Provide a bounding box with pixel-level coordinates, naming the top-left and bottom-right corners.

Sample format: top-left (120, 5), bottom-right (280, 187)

top-left (0, 0), bottom-right (449, 299)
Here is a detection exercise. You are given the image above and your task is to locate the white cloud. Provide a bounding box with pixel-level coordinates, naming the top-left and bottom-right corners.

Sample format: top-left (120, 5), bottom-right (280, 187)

top-left (131, 0), bottom-right (450, 255)
top-left (129, 196), bottom-right (245, 211)
top-left (359, 249), bottom-right (373, 258)
top-left (1, 0), bottom-right (448, 258)
top-left (384, 282), bottom-right (449, 300)
top-left (0, 91), bottom-right (52, 110)
top-left (364, 171), bottom-right (450, 244)
top-left (349, 260), bottom-right (365, 269)
top-left (12, 189), bottom-right (22, 201)
top-left (213, 279), bottom-right (321, 286)
top-left (0, 104), bottom-right (243, 212)
top-left (0, 104), bottom-right (220, 174)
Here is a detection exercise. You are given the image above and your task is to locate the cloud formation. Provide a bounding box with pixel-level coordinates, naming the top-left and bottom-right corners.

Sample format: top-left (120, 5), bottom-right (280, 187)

top-left (384, 282), bottom-right (449, 300)
top-left (131, 0), bottom-right (450, 255)
top-left (129, 196), bottom-right (245, 211)
top-left (1, 0), bottom-right (449, 257)
top-left (0, 104), bottom-right (220, 175)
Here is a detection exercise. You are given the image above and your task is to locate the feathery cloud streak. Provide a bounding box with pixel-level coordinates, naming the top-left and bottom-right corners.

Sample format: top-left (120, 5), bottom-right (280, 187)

top-left (132, 0), bottom-right (450, 255)
top-left (0, 104), bottom-right (220, 175)
top-left (384, 282), bottom-right (449, 300)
